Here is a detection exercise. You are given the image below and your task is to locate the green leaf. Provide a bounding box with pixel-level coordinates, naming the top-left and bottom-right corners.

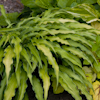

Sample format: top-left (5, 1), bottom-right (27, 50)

top-left (54, 46), bottom-right (82, 68)
top-left (28, 43), bottom-right (42, 67)
top-left (37, 44), bottom-right (59, 82)
top-left (96, 35), bottom-right (100, 44)
top-left (58, 34), bottom-right (92, 47)
top-left (46, 36), bottom-right (69, 45)
top-left (51, 77), bottom-right (64, 94)
top-left (39, 66), bottom-right (50, 100)
top-left (11, 37), bottom-right (22, 70)
top-left (32, 75), bottom-right (44, 100)
top-left (74, 65), bottom-right (86, 79)
top-left (21, 0), bottom-right (37, 8)
top-left (97, 0), bottom-right (100, 6)
top-left (73, 80), bottom-right (92, 100)
top-left (0, 5), bottom-right (11, 26)
top-left (0, 48), bottom-right (4, 63)
top-left (68, 40), bottom-right (96, 62)
top-left (35, 0), bottom-right (52, 8)
top-left (37, 44), bottom-right (55, 68)
top-left (59, 71), bottom-right (77, 91)
top-left (59, 77), bottom-right (82, 100)
top-left (32, 38), bottom-right (56, 53)
top-left (4, 73), bottom-right (18, 100)
top-left (77, 0), bottom-right (96, 4)
top-left (57, 0), bottom-right (75, 8)
top-left (3, 46), bottom-right (15, 82)
top-left (17, 70), bottom-right (28, 100)
top-left (21, 47), bottom-right (32, 69)
top-left (66, 4), bottom-right (99, 23)
top-left (23, 93), bottom-right (29, 100)
top-left (23, 63), bottom-right (33, 85)
top-left (59, 65), bottom-right (83, 83)
top-left (0, 76), bottom-right (6, 100)
top-left (62, 46), bottom-right (92, 66)
top-left (0, 12), bottom-right (19, 26)
top-left (15, 63), bottom-right (21, 86)
top-left (0, 35), bottom-right (7, 47)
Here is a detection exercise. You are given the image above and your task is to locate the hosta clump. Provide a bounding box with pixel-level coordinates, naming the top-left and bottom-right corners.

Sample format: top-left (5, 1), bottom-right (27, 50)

top-left (0, 7), bottom-right (99, 100)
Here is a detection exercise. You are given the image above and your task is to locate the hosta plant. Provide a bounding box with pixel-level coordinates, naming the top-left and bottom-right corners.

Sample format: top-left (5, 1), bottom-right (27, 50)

top-left (0, 5), bottom-right (100, 100)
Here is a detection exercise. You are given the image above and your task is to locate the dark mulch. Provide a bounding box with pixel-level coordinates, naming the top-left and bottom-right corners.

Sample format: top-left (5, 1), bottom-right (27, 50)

top-left (0, 0), bottom-right (23, 13)
top-left (0, 0), bottom-right (87, 100)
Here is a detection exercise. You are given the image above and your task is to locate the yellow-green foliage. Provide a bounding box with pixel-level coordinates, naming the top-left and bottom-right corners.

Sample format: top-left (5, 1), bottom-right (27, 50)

top-left (0, 4), bottom-right (100, 100)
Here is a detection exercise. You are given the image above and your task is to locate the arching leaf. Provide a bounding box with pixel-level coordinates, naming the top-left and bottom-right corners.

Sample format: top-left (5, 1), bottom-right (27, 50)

top-left (32, 76), bottom-right (44, 100)
top-left (39, 66), bottom-right (50, 100)
top-left (3, 46), bottom-right (15, 82)
top-left (4, 73), bottom-right (18, 100)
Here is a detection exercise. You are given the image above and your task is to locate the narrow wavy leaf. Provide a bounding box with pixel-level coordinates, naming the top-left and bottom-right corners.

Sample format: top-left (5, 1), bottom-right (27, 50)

top-left (4, 73), bottom-right (18, 100)
top-left (39, 66), bottom-right (50, 100)
top-left (11, 37), bottom-right (22, 70)
top-left (32, 75), bottom-right (44, 100)
top-left (62, 46), bottom-right (92, 66)
top-left (18, 70), bottom-right (28, 100)
top-left (54, 46), bottom-right (82, 68)
top-left (59, 77), bottom-right (82, 100)
top-left (73, 80), bottom-right (92, 100)
top-left (0, 48), bottom-right (4, 63)
top-left (3, 46), bottom-right (15, 82)
top-left (21, 47), bottom-right (32, 69)
top-left (28, 43), bottom-right (42, 67)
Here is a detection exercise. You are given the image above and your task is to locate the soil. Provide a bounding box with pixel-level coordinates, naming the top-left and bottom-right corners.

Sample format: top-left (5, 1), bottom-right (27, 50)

top-left (0, 0), bottom-right (87, 100)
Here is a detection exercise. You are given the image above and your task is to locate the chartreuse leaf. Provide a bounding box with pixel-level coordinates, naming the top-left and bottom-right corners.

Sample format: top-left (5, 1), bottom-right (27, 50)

top-left (0, 12), bottom-right (19, 26)
top-left (59, 77), bottom-right (82, 100)
top-left (90, 81), bottom-right (100, 100)
top-left (0, 5), bottom-right (11, 26)
top-left (0, 35), bottom-right (7, 47)
top-left (74, 65), bottom-right (86, 79)
top-left (58, 34), bottom-right (92, 47)
top-left (3, 46), bottom-right (15, 82)
top-left (23, 63), bottom-right (33, 85)
top-left (28, 43), bottom-right (42, 67)
top-left (68, 40), bottom-right (96, 62)
top-left (11, 37), bottom-right (22, 70)
top-left (15, 63), bottom-right (21, 86)
top-left (32, 39), bottom-right (55, 53)
top-left (4, 73), bottom-right (18, 100)
top-left (32, 75), bottom-right (44, 100)
top-left (46, 36), bottom-right (69, 45)
top-left (21, 47), bottom-right (32, 69)
top-left (37, 44), bottom-right (59, 84)
top-left (59, 65), bottom-right (83, 83)
top-left (59, 71), bottom-right (78, 92)
top-left (91, 21), bottom-right (100, 30)
top-left (62, 45), bottom-right (92, 66)
top-left (73, 80), bottom-right (92, 100)
top-left (17, 69), bottom-right (28, 100)
top-left (0, 75), bottom-right (6, 100)
top-left (51, 77), bottom-right (64, 94)
top-left (66, 4), bottom-right (99, 23)
top-left (39, 66), bottom-right (50, 100)
top-left (54, 46), bottom-right (82, 68)
top-left (0, 48), bottom-right (4, 63)
top-left (97, 0), bottom-right (100, 6)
